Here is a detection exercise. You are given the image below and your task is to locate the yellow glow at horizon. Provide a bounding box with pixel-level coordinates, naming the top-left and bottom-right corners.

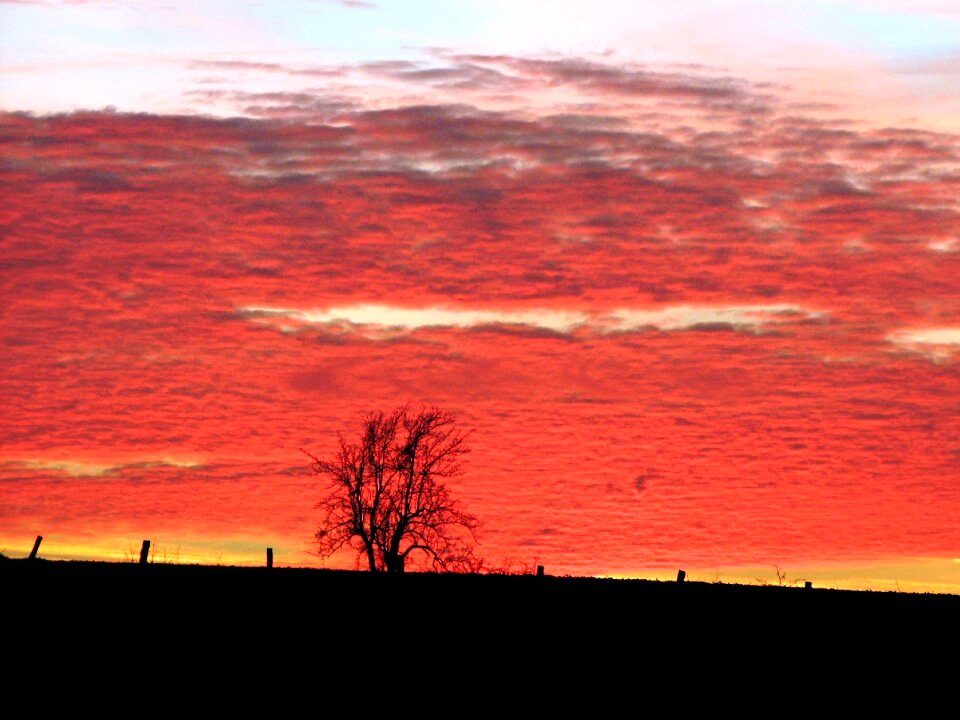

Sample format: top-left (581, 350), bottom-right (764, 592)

top-left (610, 558), bottom-right (960, 595)
top-left (4, 533), bottom-right (957, 595)
top-left (0, 535), bottom-right (273, 568)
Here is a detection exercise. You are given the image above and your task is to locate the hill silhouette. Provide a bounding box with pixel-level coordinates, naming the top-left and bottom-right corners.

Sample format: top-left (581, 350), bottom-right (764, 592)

top-left (7, 558), bottom-right (956, 691)
top-left (6, 559), bottom-right (956, 640)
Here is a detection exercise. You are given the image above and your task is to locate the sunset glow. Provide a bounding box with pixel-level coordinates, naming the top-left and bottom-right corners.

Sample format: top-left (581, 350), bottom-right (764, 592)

top-left (2, 0), bottom-right (958, 593)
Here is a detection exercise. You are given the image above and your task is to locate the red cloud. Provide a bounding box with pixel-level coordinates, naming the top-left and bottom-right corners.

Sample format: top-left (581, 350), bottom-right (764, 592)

top-left (2, 57), bottom-right (959, 574)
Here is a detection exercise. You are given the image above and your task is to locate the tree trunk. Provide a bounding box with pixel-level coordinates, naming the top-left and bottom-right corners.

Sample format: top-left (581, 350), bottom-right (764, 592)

top-left (384, 553), bottom-right (405, 574)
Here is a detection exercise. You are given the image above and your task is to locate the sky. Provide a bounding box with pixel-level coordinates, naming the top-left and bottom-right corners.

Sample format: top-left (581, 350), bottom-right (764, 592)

top-left (2, 0), bottom-right (959, 592)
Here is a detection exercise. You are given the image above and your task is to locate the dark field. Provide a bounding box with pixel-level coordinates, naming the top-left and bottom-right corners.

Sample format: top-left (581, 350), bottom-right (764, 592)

top-left (5, 556), bottom-right (957, 690)
top-left (5, 558), bottom-right (957, 640)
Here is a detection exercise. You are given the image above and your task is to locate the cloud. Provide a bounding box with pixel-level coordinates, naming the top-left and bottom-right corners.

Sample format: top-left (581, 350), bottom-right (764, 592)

top-left (471, 55), bottom-right (769, 106)
top-left (187, 60), bottom-right (344, 79)
top-left (889, 328), bottom-right (960, 361)
top-left (240, 303), bottom-right (823, 337)
top-left (929, 239), bottom-right (957, 252)
top-left (3, 54), bottom-right (960, 575)
top-left (182, 52), bottom-right (777, 124)
top-left (359, 59), bottom-right (524, 92)
top-left (241, 305), bottom-right (589, 335)
top-left (8, 458), bottom-right (203, 477)
top-left (605, 305), bottom-right (824, 333)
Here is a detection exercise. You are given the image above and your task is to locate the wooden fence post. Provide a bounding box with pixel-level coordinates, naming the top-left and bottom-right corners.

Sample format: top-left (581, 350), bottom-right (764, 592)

top-left (28, 535), bottom-right (43, 560)
top-left (676, 569), bottom-right (686, 583)
top-left (266, 547), bottom-right (274, 568)
top-left (804, 580), bottom-right (812, 589)
top-left (536, 565), bottom-right (544, 577)
top-left (139, 540), bottom-right (151, 565)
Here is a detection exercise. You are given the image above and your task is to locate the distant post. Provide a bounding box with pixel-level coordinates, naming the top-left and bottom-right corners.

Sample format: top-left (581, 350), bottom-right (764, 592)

top-left (266, 547), bottom-right (274, 568)
top-left (804, 581), bottom-right (813, 589)
top-left (676, 569), bottom-right (686, 583)
top-left (139, 540), bottom-right (151, 565)
top-left (536, 565), bottom-right (544, 578)
top-left (28, 535), bottom-right (43, 560)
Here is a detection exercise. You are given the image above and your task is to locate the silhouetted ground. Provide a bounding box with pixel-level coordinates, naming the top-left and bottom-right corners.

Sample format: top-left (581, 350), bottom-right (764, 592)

top-left (4, 558), bottom-right (957, 686)
top-left (5, 558), bottom-right (957, 624)
top-left (8, 558), bottom-right (950, 704)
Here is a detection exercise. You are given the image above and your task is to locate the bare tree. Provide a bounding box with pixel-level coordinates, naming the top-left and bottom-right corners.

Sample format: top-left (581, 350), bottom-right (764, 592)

top-left (304, 405), bottom-right (480, 573)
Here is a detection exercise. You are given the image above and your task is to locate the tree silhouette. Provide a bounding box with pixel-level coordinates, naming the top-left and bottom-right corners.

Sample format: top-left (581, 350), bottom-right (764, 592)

top-left (304, 405), bottom-right (480, 573)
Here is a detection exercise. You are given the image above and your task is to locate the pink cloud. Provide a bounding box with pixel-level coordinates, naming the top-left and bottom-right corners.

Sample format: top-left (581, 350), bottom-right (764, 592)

top-left (2, 54), bottom-right (959, 575)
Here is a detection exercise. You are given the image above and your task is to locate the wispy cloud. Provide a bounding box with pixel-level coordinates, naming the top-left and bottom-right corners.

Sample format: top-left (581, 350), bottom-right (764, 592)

top-left (8, 458), bottom-right (203, 477)
top-left (242, 304), bottom-right (586, 334)
top-left (889, 328), bottom-right (960, 361)
top-left (240, 303), bottom-right (823, 337)
top-left (605, 305), bottom-right (823, 333)
top-left (187, 60), bottom-right (344, 79)
top-left (181, 52), bottom-right (776, 123)
top-left (929, 239), bottom-right (957, 253)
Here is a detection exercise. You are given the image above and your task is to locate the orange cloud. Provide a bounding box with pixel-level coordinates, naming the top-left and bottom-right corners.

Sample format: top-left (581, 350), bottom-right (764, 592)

top-left (2, 57), bottom-right (959, 578)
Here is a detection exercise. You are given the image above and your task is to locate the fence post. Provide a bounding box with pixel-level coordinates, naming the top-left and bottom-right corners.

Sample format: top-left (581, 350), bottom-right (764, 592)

top-left (804, 580), bottom-right (812, 589)
top-left (28, 535), bottom-right (43, 560)
top-left (266, 547), bottom-right (274, 568)
top-left (139, 540), bottom-right (151, 565)
top-left (676, 569), bottom-right (686, 583)
top-left (536, 565), bottom-right (544, 577)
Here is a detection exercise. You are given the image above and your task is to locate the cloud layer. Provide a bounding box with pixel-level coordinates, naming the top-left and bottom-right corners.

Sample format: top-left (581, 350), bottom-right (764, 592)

top-left (1, 51), bottom-right (959, 578)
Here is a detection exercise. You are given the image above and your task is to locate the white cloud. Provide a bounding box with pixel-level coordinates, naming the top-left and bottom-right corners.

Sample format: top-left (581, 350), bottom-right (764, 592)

top-left (889, 327), bottom-right (960, 361)
top-left (11, 458), bottom-right (202, 477)
top-left (929, 238), bottom-right (957, 253)
top-left (241, 302), bottom-right (821, 337)
top-left (897, 329), bottom-right (960, 344)
top-left (243, 304), bottom-right (589, 334)
top-left (603, 304), bottom-right (821, 332)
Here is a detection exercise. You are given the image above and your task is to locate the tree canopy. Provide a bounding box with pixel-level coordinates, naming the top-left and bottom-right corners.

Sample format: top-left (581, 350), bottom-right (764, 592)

top-left (305, 405), bottom-right (480, 573)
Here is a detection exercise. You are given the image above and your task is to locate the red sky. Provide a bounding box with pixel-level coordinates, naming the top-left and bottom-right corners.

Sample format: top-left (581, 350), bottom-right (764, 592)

top-left (2, 1), bottom-right (959, 591)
